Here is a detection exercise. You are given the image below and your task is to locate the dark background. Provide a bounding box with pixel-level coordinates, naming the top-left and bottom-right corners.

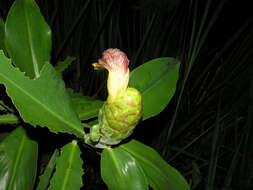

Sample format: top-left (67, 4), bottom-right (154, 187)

top-left (0, 0), bottom-right (253, 189)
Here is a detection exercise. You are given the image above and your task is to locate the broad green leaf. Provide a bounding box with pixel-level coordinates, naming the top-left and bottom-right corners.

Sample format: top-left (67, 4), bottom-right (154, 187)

top-left (0, 132), bottom-right (9, 142)
top-left (0, 127), bottom-right (38, 190)
top-left (0, 114), bottom-right (19, 124)
top-left (55, 56), bottom-right (76, 75)
top-left (66, 88), bottom-right (81, 98)
top-left (129, 57), bottom-right (180, 120)
top-left (48, 141), bottom-right (83, 190)
top-left (5, 0), bottom-right (51, 78)
top-left (0, 51), bottom-right (84, 138)
top-left (101, 147), bottom-right (148, 190)
top-left (71, 96), bottom-right (104, 120)
top-left (120, 140), bottom-right (190, 190)
top-left (36, 149), bottom-right (59, 190)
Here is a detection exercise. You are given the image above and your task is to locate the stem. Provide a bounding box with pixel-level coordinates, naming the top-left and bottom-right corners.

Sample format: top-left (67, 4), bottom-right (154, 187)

top-left (82, 122), bottom-right (92, 128)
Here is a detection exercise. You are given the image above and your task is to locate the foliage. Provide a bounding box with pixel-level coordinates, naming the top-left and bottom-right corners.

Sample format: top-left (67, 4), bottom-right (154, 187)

top-left (129, 57), bottom-right (180, 120)
top-left (5, 0), bottom-right (51, 78)
top-left (1, 0), bottom-right (251, 189)
top-left (0, 53), bottom-right (84, 138)
top-left (0, 127), bottom-right (38, 190)
top-left (47, 141), bottom-right (83, 190)
top-left (0, 0), bottom-right (189, 190)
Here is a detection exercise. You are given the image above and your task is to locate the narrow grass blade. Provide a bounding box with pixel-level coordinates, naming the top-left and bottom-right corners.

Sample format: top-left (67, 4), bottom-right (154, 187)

top-left (205, 94), bottom-right (222, 190)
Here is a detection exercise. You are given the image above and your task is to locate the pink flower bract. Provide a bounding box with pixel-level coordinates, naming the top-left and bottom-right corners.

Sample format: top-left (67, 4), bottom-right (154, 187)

top-left (93, 48), bottom-right (129, 74)
top-left (93, 48), bottom-right (130, 99)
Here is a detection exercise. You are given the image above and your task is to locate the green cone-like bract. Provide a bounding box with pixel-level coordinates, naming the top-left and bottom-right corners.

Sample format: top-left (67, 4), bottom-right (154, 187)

top-left (99, 87), bottom-right (142, 145)
top-left (93, 48), bottom-right (142, 146)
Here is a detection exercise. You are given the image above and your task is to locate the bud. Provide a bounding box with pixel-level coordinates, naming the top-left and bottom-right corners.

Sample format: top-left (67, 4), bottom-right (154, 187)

top-left (92, 48), bottom-right (142, 146)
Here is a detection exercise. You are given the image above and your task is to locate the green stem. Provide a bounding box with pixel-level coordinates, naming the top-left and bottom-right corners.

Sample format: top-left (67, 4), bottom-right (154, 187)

top-left (82, 123), bottom-right (92, 128)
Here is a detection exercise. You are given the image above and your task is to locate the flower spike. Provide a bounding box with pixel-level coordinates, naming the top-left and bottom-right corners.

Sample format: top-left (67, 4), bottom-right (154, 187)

top-left (88, 48), bottom-right (142, 148)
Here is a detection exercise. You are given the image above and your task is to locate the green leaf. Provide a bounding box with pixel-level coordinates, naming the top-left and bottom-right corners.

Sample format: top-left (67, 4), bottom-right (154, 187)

top-left (71, 96), bottom-right (104, 120)
top-left (0, 101), bottom-right (6, 111)
top-left (0, 106), bottom-right (4, 111)
top-left (48, 141), bottom-right (83, 190)
top-left (0, 17), bottom-right (4, 43)
top-left (129, 57), bottom-right (180, 120)
top-left (0, 51), bottom-right (84, 138)
top-left (0, 132), bottom-right (9, 142)
top-left (87, 119), bottom-right (98, 127)
top-left (0, 114), bottom-right (19, 124)
top-left (66, 88), bottom-right (81, 98)
top-left (0, 17), bottom-right (7, 55)
top-left (5, 0), bottom-right (51, 78)
top-left (55, 56), bottom-right (76, 75)
top-left (0, 100), bottom-right (14, 112)
top-left (36, 149), bottom-right (59, 190)
top-left (120, 140), bottom-right (190, 190)
top-left (101, 147), bottom-right (148, 190)
top-left (0, 127), bottom-right (38, 190)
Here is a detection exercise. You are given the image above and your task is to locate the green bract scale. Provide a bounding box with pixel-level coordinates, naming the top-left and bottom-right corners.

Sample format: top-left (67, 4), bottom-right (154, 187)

top-left (99, 87), bottom-right (142, 145)
top-left (90, 48), bottom-right (142, 148)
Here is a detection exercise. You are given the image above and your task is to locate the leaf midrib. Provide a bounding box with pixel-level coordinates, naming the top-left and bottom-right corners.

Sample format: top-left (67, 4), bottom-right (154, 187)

top-left (8, 132), bottom-right (25, 190)
top-left (131, 64), bottom-right (176, 94)
top-left (0, 66), bottom-right (83, 136)
top-left (24, 1), bottom-right (40, 78)
top-left (120, 146), bottom-right (169, 184)
top-left (61, 144), bottom-right (76, 190)
top-left (107, 149), bottom-right (128, 189)
top-left (123, 146), bottom-right (189, 190)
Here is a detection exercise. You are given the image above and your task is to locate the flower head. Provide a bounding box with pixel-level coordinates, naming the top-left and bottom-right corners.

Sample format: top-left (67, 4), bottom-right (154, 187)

top-left (91, 48), bottom-right (142, 147)
top-left (93, 48), bottom-right (130, 99)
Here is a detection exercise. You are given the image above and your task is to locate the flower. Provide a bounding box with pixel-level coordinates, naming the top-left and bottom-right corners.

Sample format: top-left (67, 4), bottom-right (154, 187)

top-left (92, 48), bottom-right (130, 99)
top-left (92, 48), bottom-right (142, 146)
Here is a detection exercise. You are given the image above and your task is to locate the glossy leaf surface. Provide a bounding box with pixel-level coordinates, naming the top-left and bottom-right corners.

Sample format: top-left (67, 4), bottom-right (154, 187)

top-left (71, 96), bottom-right (104, 120)
top-left (0, 127), bottom-right (38, 190)
top-left (48, 141), bottom-right (83, 190)
top-left (120, 140), bottom-right (190, 190)
top-left (5, 0), bottom-right (51, 78)
top-left (36, 149), bottom-right (59, 190)
top-left (129, 57), bottom-right (180, 120)
top-left (0, 51), bottom-right (84, 138)
top-left (101, 147), bottom-right (148, 190)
